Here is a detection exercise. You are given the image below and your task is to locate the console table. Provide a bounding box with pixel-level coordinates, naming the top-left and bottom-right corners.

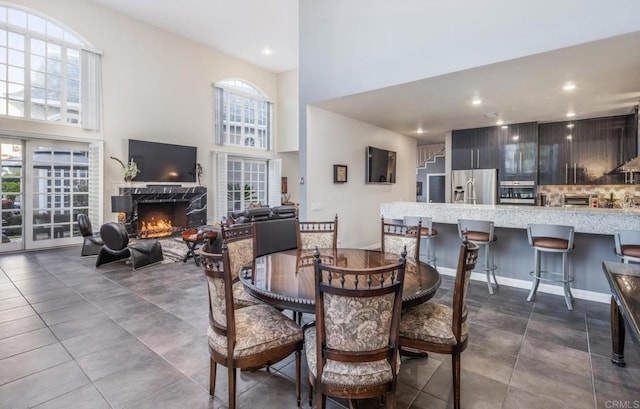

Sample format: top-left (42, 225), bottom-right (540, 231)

top-left (602, 261), bottom-right (640, 366)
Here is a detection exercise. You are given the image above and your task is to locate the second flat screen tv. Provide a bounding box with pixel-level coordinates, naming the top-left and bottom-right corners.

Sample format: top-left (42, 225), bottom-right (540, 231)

top-left (128, 139), bottom-right (197, 183)
top-left (366, 146), bottom-right (397, 184)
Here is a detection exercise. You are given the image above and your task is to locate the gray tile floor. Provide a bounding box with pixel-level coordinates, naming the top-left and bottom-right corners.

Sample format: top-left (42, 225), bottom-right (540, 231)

top-left (0, 246), bottom-right (639, 408)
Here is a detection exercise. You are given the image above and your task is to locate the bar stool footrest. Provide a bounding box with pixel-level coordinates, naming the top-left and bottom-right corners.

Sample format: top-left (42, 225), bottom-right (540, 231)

top-left (528, 270), bottom-right (573, 284)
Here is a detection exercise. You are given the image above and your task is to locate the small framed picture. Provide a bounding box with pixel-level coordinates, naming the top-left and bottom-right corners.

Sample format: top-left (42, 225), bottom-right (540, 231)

top-left (333, 165), bottom-right (347, 183)
top-left (417, 181), bottom-right (423, 196)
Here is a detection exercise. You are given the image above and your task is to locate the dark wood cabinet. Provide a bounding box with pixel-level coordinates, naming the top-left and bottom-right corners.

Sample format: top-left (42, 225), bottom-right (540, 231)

top-left (498, 122), bottom-right (538, 181)
top-left (451, 127), bottom-right (498, 170)
top-left (538, 115), bottom-right (635, 185)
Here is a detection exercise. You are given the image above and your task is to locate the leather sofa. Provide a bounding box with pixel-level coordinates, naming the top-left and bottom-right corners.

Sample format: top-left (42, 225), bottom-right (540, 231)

top-left (227, 205), bottom-right (297, 257)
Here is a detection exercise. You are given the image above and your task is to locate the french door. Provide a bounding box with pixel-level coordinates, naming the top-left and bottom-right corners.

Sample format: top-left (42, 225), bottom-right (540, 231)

top-left (0, 137), bottom-right (100, 253)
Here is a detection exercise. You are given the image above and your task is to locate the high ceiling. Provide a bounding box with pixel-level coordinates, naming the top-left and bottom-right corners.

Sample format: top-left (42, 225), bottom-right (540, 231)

top-left (86, 1), bottom-right (640, 144)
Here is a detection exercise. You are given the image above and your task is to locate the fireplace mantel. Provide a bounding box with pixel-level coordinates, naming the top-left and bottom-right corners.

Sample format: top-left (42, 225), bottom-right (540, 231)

top-left (119, 186), bottom-right (207, 233)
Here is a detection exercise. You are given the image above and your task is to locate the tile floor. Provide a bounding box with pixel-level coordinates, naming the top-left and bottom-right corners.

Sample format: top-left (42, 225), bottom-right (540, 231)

top-left (0, 246), bottom-right (639, 408)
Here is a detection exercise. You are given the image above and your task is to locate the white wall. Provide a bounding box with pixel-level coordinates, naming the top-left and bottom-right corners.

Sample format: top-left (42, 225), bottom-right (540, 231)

top-left (307, 106), bottom-right (416, 248)
top-left (3, 0), bottom-right (283, 221)
top-left (276, 69), bottom-right (299, 152)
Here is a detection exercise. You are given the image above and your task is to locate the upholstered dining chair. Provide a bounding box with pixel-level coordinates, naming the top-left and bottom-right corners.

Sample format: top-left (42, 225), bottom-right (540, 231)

top-left (614, 229), bottom-right (640, 263)
top-left (77, 213), bottom-right (103, 256)
top-left (220, 223), bottom-right (263, 308)
top-left (381, 217), bottom-right (422, 260)
top-left (305, 248), bottom-right (407, 409)
top-left (201, 244), bottom-right (303, 409)
top-left (295, 214), bottom-right (338, 271)
top-left (398, 236), bottom-right (479, 409)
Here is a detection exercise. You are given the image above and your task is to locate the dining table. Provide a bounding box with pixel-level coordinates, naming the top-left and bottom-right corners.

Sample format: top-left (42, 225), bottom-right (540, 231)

top-left (239, 248), bottom-right (441, 314)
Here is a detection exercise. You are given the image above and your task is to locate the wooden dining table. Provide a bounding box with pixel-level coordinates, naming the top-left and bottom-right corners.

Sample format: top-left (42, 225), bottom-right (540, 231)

top-left (239, 248), bottom-right (441, 314)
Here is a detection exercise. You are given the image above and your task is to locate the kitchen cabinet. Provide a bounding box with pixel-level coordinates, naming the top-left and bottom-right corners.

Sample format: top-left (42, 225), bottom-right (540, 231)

top-left (451, 127), bottom-right (498, 170)
top-left (498, 122), bottom-right (538, 181)
top-left (538, 115), bottom-right (635, 185)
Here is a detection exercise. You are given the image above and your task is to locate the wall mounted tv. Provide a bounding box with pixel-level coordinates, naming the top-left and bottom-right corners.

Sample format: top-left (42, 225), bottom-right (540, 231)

top-left (128, 139), bottom-right (197, 183)
top-left (366, 146), bottom-right (397, 184)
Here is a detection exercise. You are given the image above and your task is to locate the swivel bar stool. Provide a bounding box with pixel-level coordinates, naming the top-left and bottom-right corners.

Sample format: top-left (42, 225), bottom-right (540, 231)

top-left (526, 224), bottom-right (575, 310)
top-left (457, 219), bottom-right (498, 294)
top-left (404, 216), bottom-right (437, 268)
top-left (614, 230), bottom-right (640, 263)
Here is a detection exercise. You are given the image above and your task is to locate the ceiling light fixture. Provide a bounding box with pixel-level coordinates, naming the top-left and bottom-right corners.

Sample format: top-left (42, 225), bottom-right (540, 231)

top-left (417, 128), bottom-right (424, 134)
top-left (262, 48), bottom-right (272, 55)
top-left (567, 123), bottom-right (574, 128)
top-left (472, 98), bottom-right (482, 105)
top-left (496, 119), bottom-right (504, 125)
top-left (566, 112), bottom-right (576, 117)
top-left (512, 135), bottom-right (519, 141)
top-left (501, 125), bottom-right (508, 129)
top-left (567, 135), bottom-right (573, 140)
top-left (563, 82), bottom-right (576, 91)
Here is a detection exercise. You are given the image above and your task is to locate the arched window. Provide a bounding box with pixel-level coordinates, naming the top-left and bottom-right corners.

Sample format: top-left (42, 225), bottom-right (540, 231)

top-left (0, 4), bottom-right (101, 129)
top-left (214, 79), bottom-right (272, 150)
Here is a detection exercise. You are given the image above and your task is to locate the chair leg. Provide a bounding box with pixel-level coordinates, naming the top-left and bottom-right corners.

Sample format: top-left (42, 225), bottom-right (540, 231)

top-left (384, 392), bottom-right (395, 409)
top-left (316, 389), bottom-right (326, 409)
top-left (295, 350), bottom-right (301, 407)
top-left (308, 380), bottom-right (313, 407)
top-left (209, 358), bottom-right (217, 396)
top-left (485, 244), bottom-right (494, 295)
top-left (562, 252), bottom-right (573, 311)
top-left (452, 352), bottom-right (461, 409)
top-left (527, 249), bottom-right (541, 302)
top-left (228, 367), bottom-right (237, 409)
top-left (491, 244), bottom-right (498, 289)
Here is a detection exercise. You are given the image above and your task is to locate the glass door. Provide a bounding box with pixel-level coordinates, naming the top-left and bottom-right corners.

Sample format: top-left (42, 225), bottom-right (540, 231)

top-left (0, 140), bottom-right (24, 252)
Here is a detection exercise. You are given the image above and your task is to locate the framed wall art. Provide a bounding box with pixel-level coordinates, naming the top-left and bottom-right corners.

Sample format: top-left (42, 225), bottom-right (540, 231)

top-left (333, 165), bottom-right (347, 183)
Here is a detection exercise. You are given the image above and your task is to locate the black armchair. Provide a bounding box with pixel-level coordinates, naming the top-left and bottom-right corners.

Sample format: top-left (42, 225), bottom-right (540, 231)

top-left (95, 222), bottom-right (163, 270)
top-left (77, 214), bottom-right (103, 256)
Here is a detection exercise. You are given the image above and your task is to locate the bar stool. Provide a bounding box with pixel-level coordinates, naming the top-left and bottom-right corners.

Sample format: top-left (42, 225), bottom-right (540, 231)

top-left (457, 219), bottom-right (498, 294)
top-left (526, 224), bottom-right (575, 310)
top-left (614, 230), bottom-right (640, 263)
top-left (404, 216), bottom-right (437, 268)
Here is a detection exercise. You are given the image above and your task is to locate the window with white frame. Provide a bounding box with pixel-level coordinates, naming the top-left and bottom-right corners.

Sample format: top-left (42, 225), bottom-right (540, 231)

top-left (226, 158), bottom-right (267, 211)
top-left (214, 79), bottom-right (272, 150)
top-left (0, 4), bottom-right (101, 128)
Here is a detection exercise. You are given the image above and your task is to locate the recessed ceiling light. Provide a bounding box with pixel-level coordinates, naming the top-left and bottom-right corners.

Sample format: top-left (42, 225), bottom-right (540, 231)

top-left (566, 112), bottom-right (576, 117)
top-left (563, 82), bottom-right (576, 91)
top-left (496, 119), bottom-right (504, 125)
top-left (512, 135), bottom-right (519, 141)
top-left (567, 123), bottom-right (574, 128)
top-left (472, 98), bottom-right (482, 105)
top-left (567, 135), bottom-right (573, 140)
top-left (501, 125), bottom-right (508, 129)
top-left (417, 128), bottom-right (424, 134)
top-left (262, 48), bottom-right (272, 55)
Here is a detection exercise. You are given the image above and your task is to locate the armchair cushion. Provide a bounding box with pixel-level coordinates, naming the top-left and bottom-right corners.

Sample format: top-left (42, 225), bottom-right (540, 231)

top-left (207, 304), bottom-right (302, 359)
top-left (399, 302), bottom-right (469, 346)
top-left (304, 327), bottom-right (393, 387)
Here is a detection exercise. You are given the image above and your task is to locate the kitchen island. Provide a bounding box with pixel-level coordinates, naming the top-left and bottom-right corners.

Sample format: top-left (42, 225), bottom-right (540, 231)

top-left (380, 202), bottom-right (640, 300)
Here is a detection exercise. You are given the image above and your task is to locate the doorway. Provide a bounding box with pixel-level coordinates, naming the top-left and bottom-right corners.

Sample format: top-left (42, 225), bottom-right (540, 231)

top-left (427, 174), bottom-right (446, 203)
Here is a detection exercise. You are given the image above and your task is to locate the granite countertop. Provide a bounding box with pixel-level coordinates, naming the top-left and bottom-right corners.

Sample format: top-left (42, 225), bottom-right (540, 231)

top-left (380, 202), bottom-right (640, 235)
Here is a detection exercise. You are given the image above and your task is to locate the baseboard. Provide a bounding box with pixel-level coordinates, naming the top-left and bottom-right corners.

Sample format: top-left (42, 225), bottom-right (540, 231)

top-left (437, 266), bottom-right (610, 304)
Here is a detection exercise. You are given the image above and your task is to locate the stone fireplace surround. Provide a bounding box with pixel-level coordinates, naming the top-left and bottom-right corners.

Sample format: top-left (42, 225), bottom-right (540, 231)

top-left (119, 186), bottom-right (206, 235)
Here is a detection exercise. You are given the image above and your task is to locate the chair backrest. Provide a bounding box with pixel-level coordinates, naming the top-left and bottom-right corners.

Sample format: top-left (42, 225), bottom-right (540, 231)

top-left (296, 214), bottom-right (338, 251)
top-left (99, 222), bottom-right (129, 250)
top-left (614, 230), bottom-right (640, 256)
top-left (200, 243), bottom-right (237, 358)
top-left (313, 249), bottom-right (407, 386)
top-left (404, 216), bottom-right (434, 236)
top-left (451, 237), bottom-right (479, 342)
top-left (457, 219), bottom-right (494, 241)
top-left (77, 214), bottom-right (93, 237)
top-left (221, 223), bottom-right (256, 281)
top-left (381, 217), bottom-right (421, 260)
top-left (527, 224), bottom-right (574, 249)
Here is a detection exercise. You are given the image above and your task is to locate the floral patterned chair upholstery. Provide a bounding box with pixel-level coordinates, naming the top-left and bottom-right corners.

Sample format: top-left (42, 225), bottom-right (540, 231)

top-left (201, 244), bottom-right (303, 409)
top-left (398, 236), bottom-right (479, 409)
top-left (304, 248), bottom-right (407, 409)
top-left (295, 214), bottom-right (338, 272)
top-left (381, 217), bottom-right (422, 260)
top-left (220, 223), bottom-right (262, 307)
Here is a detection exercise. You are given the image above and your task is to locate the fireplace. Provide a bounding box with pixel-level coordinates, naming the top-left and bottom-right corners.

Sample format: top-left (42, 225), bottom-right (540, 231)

top-left (119, 186), bottom-right (207, 236)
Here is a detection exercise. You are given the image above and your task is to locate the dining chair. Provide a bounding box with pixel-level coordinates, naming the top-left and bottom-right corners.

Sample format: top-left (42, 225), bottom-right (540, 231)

top-left (381, 217), bottom-right (422, 260)
top-left (304, 247), bottom-right (407, 409)
top-left (221, 223), bottom-right (263, 307)
top-left (398, 235), bottom-right (479, 409)
top-left (201, 244), bottom-right (304, 409)
top-left (296, 214), bottom-right (338, 271)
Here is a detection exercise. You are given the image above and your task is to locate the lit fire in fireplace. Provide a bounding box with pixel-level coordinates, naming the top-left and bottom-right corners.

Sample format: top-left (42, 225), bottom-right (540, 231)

top-left (139, 218), bottom-right (173, 238)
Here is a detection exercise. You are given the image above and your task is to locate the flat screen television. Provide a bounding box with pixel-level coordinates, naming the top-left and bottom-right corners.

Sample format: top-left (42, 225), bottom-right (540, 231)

top-left (128, 139), bottom-right (197, 183)
top-left (366, 146), bottom-right (397, 184)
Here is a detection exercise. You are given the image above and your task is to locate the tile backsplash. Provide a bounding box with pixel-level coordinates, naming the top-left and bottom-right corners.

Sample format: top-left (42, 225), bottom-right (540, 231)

top-left (537, 185), bottom-right (640, 208)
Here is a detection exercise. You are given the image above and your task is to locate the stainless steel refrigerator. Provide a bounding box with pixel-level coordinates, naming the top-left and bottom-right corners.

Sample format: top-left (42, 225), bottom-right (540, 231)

top-left (451, 169), bottom-right (498, 205)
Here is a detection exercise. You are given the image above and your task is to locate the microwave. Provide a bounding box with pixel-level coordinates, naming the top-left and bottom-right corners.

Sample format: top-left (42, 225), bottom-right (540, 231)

top-left (499, 181), bottom-right (536, 205)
